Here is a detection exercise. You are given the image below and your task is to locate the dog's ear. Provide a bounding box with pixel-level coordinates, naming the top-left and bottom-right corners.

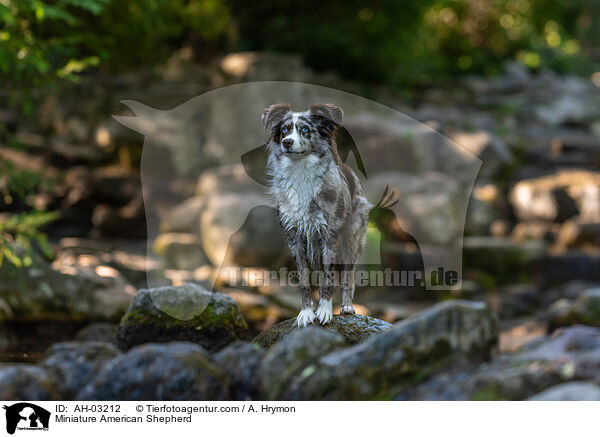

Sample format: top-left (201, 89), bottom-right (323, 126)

top-left (309, 103), bottom-right (343, 137)
top-left (262, 103), bottom-right (291, 129)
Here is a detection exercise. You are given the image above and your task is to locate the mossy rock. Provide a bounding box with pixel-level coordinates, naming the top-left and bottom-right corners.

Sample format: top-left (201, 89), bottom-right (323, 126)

top-left (261, 327), bottom-right (346, 400)
top-left (284, 300), bottom-right (499, 400)
top-left (77, 342), bottom-right (231, 400)
top-left (117, 284), bottom-right (248, 351)
top-left (253, 314), bottom-right (392, 348)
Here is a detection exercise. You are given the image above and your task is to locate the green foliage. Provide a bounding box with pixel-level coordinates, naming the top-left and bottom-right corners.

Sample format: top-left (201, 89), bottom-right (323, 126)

top-left (0, 0), bottom-right (111, 114)
top-left (0, 0), bottom-right (234, 114)
top-left (230, 0), bottom-right (597, 86)
top-left (0, 211), bottom-right (57, 267)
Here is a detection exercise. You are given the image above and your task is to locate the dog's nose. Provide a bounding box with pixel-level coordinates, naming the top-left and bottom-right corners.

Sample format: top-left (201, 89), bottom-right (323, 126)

top-left (282, 139), bottom-right (294, 149)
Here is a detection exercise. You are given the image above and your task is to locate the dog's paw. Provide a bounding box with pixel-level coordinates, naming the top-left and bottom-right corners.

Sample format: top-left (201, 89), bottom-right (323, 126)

top-left (340, 304), bottom-right (355, 315)
top-left (316, 299), bottom-right (333, 325)
top-left (297, 308), bottom-right (316, 328)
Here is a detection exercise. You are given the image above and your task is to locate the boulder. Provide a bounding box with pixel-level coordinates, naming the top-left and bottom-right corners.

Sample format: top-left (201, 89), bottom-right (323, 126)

top-left (219, 52), bottom-right (312, 82)
top-left (364, 171), bottom-right (464, 246)
top-left (159, 196), bottom-right (205, 233)
top-left (450, 130), bottom-right (512, 180)
top-left (152, 232), bottom-right (209, 270)
top-left (77, 342), bottom-right (230, 400)
top-left (0, 247), bottom-right (133, 323)
top-left (472, 325), bottom-right (600, 400)
top-left (253, 314), bottom-right (393, 348)
top-left (116, 284), bottom-right (249, 351)
top-left (487, 284), bottom-right (539, 318)
top-left (527, 381), bottom-right (600, 401)
top-left (261, 327), bottom-right (346, 400)
top-left (200, 192), bottom-right (289, 268)
top-left (549, 288), bottom-right (600, 328)
top-left (41, 342), bottom-right (121, 399)
top-left (342, 112), bottom-right (440, 175)
top-left (280, 300), bottom-right (499, 400)
top-left (509, 170), bottom-right (600, 223)
top-left (0, 365), bottom-right (59, 400)
top-left (542, 252), bottom-right (600, 285)
top-left (213, 341), bottom-right (266, 400)
top-left (74, 323), bottom-right (118, 343)
top-left (463, 236), bottom-right (546, 283)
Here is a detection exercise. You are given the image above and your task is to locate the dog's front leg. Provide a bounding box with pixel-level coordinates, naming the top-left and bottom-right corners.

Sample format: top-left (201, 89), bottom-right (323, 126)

top-left (288, 231), bottom-right (316, 328)
top-left (316, 245), bottom-right (334, 325)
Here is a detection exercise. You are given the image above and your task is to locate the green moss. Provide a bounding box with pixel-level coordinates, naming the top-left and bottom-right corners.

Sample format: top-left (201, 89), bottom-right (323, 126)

top-left (471, 385), bottom-right (506, 401)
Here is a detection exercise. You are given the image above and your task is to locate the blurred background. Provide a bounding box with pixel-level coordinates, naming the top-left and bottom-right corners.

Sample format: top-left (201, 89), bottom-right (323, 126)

top-left (1, 0), bottom-right (600, 399)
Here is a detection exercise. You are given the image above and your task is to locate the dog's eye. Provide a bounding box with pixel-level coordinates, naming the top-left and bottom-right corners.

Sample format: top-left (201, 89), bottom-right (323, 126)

top-left (282, 127), bottom-right (288, 134)
top-left (301, 127), bottom-right (308, 133)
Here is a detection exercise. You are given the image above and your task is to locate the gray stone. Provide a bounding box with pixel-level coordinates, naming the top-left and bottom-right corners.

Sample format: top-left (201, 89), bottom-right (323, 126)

top-left (285, 300), bottom-right (499, 400)
top-left (213, 341), bottom-right (265, 400)
top-left (0, 365), bottom-right (59, 400)
top-left (261, 327), bottom-right (346, 400)
top-left (74, 323), bottom-right (118, 343)
top-left (471, 325), bottom-right (600, 400)
top-left (42, 342), bottom-right (121, 399)
top-left (159, 196), bottom-right (206, 234)
top-left (77, 342), bottom-right (230, 400)
top-left (527, 381), bottom-right (600, 401)
top-left (509, 170), bottom-right (600, 223)
top-left (0, 246), bottom-right (133, 323)
top-left (152, 233), bottom-right (209, 270)
top-left (200, 192), bottom-right (289, 268)
top-left (549, 288), bottom-right (600, 328)
top-left (116, 284), bottom-right (249, 351)
top-left (463, 236), bottom-right (546, 283)
top-left (253, 314), bottom-right (393, 348)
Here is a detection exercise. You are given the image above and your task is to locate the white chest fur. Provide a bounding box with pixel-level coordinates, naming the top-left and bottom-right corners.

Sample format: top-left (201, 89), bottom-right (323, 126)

top-left (272, 154), bottom-right (329, 238)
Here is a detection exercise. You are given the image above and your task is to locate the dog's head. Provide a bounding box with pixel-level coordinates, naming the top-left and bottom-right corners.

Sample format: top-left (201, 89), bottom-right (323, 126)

top-left (262, 103), bottom-right (343, 159)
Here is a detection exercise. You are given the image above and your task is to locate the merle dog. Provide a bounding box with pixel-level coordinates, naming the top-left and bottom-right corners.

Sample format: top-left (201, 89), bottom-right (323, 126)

top-left (263, 103), bottom-right (371, 327)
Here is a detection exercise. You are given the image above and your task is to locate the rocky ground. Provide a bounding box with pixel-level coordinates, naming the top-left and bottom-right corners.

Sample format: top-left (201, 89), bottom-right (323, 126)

top-left (1, 51), bottom-right (600, 399)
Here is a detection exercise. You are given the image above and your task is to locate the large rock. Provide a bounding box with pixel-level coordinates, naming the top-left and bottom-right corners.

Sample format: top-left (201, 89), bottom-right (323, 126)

top-left (472, 325), bottom-right (600, 400)
top-left (509, 170), bottom-right (600, 223)
top-left (463, 236), bottom-right (546, 283)
top-left (364, 171), bottom-right (464, 246)
top-left (200, 192), bottom-right (289, 268)
top-left (213, 341), bottom-right (265, 400)
top-left (41, 342), bottom-right (121, 399)
top-left (261, 327), bottom-right (346, 400)
top-left (549, 287), bottom-right (600, 328)
top-left (159, 196), bottom-right (205, 233)
top-left (342, 113), bottom-right (440, 175)
top-left (77, 342), bottom-right (230, 400)
top-left (74, 323), bottom-right (118, 343)
top-left (527, 381), bottom-right (600, 401)
top-left (0, 246), bottom-right (133, 322)
top-left (0, 365), bottom-right (60, 400)
top-left (278, 300), bottom-right (499, 400)
top-left (152, 232), bottom-right (209, 270)
top-left (450, 130), bottom-right (512, 180)
top-left (219, 52), bottom-right (312, 82)
top-left (253, 314), bottom-right (393, 348)
top-left (116, 284), bottom-right (249, 351)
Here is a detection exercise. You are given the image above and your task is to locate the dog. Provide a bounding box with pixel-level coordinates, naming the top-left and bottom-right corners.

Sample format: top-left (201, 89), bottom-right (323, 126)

top-left (262, 103), bottom-right (371, 327)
